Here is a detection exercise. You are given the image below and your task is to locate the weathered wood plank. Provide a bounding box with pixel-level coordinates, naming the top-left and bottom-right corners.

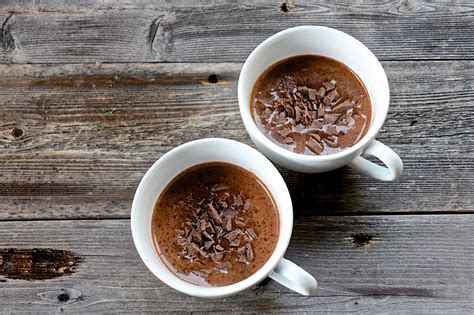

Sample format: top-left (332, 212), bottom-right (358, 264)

top-left (0, 1), bottom-right (473, 63)
top-left (0, 61), bottom-right (472, 219)
top-left (2, 0), bottom-right (474, 12)
top-left (0, 215), bottom-right (472, 313)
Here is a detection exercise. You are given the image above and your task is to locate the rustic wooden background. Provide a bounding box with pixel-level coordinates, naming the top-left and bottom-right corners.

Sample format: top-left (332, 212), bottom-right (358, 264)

top-left (0, 0), bottom-right (473, 313)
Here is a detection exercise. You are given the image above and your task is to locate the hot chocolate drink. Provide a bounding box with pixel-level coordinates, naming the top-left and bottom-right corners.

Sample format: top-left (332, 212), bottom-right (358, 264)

top-left (251, 55), bottom-right (372, 155)
top-left (152, 162), bottom-right (279, 287)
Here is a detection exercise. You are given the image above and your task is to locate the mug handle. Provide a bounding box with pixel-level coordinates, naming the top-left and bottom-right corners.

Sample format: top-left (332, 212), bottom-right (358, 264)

top-left (269, 258), bottom-right (317, 296)
top-left (349, 140), bottom-right (403, 181)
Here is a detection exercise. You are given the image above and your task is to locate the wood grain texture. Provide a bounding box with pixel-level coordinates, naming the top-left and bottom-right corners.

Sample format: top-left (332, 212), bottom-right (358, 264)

top-left (0, 215), bottom-right (472, 313)
top-left (0, 61), bottom-right (473, 219)
top-left (0, 1), bottom-right (473, 63)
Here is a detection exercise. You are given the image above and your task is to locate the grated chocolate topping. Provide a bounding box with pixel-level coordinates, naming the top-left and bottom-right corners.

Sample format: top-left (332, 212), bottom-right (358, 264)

top-left (173, 185), bottom-right (258, 277)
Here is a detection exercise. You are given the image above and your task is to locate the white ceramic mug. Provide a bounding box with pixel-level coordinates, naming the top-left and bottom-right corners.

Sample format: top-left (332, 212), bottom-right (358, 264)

top-left (238, 26), bottom-right (403, 181)
top-left (131, 138), bottom-right (317, 298)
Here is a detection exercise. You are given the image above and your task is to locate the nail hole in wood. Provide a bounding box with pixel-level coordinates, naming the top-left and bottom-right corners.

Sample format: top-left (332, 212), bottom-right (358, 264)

top-left (410, 120), bottom-right (418, 126)
top-left (57, 293), bottom-right (70, 302)
top-left (208, 74), bottom-right (220, 84)
top-left (351, 234), bottom-right (373, 249)
top-left (280, 1), bottom-right (294, 12)
top-left (11, 128), bottom-right (23, 138)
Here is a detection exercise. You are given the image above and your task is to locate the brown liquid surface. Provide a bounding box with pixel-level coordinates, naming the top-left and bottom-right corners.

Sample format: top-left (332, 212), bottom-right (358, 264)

top-left (152, 162), bottom-right (279, 287)
top-left (251, 55), bottom-right (372, 155)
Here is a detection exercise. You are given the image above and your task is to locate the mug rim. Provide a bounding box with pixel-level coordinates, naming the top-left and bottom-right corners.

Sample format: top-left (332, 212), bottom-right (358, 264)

top-left (131, 138), bottom-right (293, 298)
top-left (238, 25), bottom-right (390, 162)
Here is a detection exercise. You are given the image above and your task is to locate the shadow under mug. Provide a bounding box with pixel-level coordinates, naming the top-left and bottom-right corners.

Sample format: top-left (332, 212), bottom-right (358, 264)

top-left (131, 138), bottom-right (317, 298)
top-left (238, 26), bottom-right (403, 181)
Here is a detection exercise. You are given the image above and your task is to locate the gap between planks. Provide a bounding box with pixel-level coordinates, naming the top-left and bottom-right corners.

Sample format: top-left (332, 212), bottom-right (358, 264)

top-left (1, 211), bottom-right (474, 223)
top-left (0, 58), bottom-right (473, 66)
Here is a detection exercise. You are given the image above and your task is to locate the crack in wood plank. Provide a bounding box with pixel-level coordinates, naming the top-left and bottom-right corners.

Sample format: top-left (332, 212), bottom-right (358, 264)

top-left (1, 13), bottom-right (15, 52)
top-left (147, 17), bottom-right (161, 52)
top-left (147, 13), bottom-right (176, 57)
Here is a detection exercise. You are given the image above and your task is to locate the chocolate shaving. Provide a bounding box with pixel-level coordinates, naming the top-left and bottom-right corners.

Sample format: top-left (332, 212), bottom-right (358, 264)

top-left (324, 113), bottom-right (340, 124)
top-left (307, 88), bottom-right (317, 100)
top-left (263, 108), bottom-right (272, 119)
top-left (191, 269), bottom-right (212, 278)
top-left (234, 195), bottom-right (244, 207)
top-left (326, 126), bottom-right (337, 136)
top-left (206, 222), bottom-right (215, 234)
top-left (216, 226), bottom-right (224, 238)
top-left (306, 138), bottom-right (324, 154)
top-left (286, 105), bottom-right (295, 118)
top-left (217, 201), bottom-right (228, 209)
top-left (317, 107), bottom-right (325, 118)
top-left (324, 138), bottom-right (338, 148)
top-left (206, 203), bottom-right (223, 225)
top-left (224, 230), bottom-right (240, 241)
top-left (246, 228), bottom-right (257, 240)
top-left (272, 111), bottom-right (287, 125)
top-left (215, 261), bottom-right (232, 273)
top-left (235, 217), bottom-right (245, 227)
top-left (333, 99), bottom-right (353, 113)
top-left (204, 240), bottom-right (214, 249)
top-left (229, 238), bottom-right (241, 247)
top-left (202, 230), bottom-right (213, 241)
top-left (224, 217), bottom-right (232, 231)
top-left (187, 243), bottom-right (202, 257)
top-left (236, 246), bottom-right (248, 263)
top-left (198, 220), bottom-right (206, 232)
top-left (245, 243), bottom-right (254, 262)
top-left (244, 199), bottom-right (252, 211)
top-left (323, 80), bottom-right (336, 91)
top-left (316, 87), bottom-right (326, 99)
top-left (192, 231), bottom-right (203, 244)
top-left (309, 133), bottom-right (321, 142)
top-left (209, 252), bottom-right (224, 263)
top-left (278, 127), bottom-right (292, 138)
top-left (255, 99), bottom-right (266, 114)
top-left (176, 236), bottom-right (186, 246)
top-left (210, 183), bottom-right (231, 192)
top-left (237, 254), bottom-right (248, 263)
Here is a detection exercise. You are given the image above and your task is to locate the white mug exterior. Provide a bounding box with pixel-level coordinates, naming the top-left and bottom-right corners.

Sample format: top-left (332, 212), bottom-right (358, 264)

top-left (238, 26), bottom-right (403, 180)
top-left (131, 138), bottom-right (317, 298)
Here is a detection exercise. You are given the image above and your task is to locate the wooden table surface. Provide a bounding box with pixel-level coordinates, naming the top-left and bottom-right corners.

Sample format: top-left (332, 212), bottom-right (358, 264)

top-left (0, 1), bottom-right (473, 313)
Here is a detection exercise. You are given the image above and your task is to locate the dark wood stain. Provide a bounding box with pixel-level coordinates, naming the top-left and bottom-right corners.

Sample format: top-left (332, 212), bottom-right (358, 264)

top-left (0, 248), bottom-right (81, 280)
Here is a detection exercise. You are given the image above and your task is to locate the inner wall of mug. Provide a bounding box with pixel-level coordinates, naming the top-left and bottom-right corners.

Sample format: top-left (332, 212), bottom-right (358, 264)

top-left (240, 26), bottom-right (389, 147)
top-left (132, 139), bottom-right (293, 296)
